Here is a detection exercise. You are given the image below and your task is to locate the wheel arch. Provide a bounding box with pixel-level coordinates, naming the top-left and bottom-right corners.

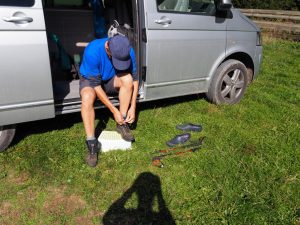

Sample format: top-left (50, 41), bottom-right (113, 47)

top-left (207, 50), bottom-right (255, 91)
top-left (0, 124), bottom-right (16, 152)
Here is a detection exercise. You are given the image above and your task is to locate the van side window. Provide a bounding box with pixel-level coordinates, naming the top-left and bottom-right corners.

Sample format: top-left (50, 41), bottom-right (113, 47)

top-left (0, 0), bottom-right (35, 7)
top-left (157, 0), bottom-right (215, 15)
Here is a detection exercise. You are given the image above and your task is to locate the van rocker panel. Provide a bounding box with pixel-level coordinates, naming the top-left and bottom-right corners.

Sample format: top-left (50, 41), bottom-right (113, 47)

top-left (0, 102), bottom-right (54, 126)
top-left (144, 78), bottom-right (209, 101)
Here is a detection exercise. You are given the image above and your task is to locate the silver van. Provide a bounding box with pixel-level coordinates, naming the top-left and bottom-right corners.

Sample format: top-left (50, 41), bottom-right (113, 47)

top-left (0, 0), bottom-right (262, 151)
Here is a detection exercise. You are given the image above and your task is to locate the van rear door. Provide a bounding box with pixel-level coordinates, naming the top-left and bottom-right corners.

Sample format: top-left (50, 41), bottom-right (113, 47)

top-left (0, 0), bottom-right (54, 126)
top-left (142, 0), bottom-right (227, 100)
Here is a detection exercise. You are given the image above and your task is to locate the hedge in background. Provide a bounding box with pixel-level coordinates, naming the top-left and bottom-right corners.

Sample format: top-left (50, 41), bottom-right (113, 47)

top-left (232, 0), bottom-right (300, 10)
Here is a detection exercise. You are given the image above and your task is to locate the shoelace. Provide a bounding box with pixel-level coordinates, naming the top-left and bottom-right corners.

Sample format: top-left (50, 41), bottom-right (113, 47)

top-left (90, 143), bottom-right (99, 155)
top-left (123, 123), bottom-right (130, 129)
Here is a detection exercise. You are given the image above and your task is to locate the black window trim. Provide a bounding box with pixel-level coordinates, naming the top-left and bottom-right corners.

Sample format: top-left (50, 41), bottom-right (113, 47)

top-left (0, 0), bottom-right (35, 7)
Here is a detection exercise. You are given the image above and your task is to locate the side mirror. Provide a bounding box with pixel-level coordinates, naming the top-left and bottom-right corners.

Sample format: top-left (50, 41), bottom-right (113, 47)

top-left (216, 0), bottom-right (232, 11)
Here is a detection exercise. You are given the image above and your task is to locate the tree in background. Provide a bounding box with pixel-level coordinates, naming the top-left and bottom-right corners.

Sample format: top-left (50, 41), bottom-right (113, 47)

top-left (232, 0), bottom-right (299, 10)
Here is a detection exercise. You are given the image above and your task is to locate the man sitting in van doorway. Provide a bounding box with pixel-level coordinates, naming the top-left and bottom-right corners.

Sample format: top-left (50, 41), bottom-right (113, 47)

top-left (79, 35), bottom-right (138, 167)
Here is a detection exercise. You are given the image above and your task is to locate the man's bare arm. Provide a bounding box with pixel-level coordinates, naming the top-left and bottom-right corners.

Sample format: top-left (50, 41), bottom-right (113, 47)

top-left (131, 80), bottom-right (139, 107)
top-left (125, 80), bottom-right (139, 124)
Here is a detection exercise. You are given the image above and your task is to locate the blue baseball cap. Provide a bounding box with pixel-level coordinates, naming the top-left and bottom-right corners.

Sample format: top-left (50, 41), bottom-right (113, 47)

top-left (108, 35), bottom-right (131, 71)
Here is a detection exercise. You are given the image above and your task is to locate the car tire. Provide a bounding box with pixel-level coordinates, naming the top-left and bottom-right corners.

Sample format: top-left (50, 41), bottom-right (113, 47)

top-left (0, 125), bottom-right (16, 153)
top-left (206, 59), bottom-right (248, 105)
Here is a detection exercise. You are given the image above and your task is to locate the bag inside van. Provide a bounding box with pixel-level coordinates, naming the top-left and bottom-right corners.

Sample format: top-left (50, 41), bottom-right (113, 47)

top-left (43, 0), bottom-right (136, 102)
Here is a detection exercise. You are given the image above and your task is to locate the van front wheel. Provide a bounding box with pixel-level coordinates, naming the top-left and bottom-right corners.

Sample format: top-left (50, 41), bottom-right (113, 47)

top-left (0, 125), bottom-right (16, 152)
top-left (206, 59), bottom-right (248, 105)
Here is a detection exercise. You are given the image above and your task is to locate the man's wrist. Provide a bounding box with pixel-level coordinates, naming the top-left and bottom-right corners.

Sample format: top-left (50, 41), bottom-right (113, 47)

top-left (130, 103), bottom-right (136, 110)
top-left (111, 106), bottom-right (119, 114)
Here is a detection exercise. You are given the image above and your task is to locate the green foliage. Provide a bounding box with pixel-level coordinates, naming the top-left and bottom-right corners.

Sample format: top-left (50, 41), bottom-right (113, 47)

top-left (232, 0), bottom-right (300, 10)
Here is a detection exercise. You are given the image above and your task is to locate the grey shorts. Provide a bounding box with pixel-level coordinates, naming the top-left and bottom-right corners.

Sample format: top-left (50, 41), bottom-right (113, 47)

top-left (79, 75), bottom-right (118, 95)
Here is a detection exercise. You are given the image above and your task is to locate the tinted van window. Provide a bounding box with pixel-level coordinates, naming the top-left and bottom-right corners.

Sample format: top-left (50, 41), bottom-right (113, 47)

top-left (157, 0), bottom-right (215, 15)
top-left (43, 0), bottom-right (87, 8)
top-left (0, 0), bottom-right (35, 7)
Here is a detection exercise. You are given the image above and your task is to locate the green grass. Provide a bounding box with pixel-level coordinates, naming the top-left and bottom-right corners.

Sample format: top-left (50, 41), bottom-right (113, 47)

top-left (1, 39), bottom-right (300, 224)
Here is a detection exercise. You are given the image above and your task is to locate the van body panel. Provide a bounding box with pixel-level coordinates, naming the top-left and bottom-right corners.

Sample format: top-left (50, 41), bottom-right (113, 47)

top-left (143, 1), bottom-right (227, 100)
top-left (0, 8), bottom-right (45, 30)
top-left (254, 46), bottom-right (263, 78)
top-left (0, 1), bottom-right (55, 126)
top-left (205, 50), bottom-right (228, 85)
top-left (226, 31), bottom-right (256, 60)
top-left (0, 103), bottom-right (53, 126)
top-left (145, 77), bottom-right (209, 101)
top-left (226, 10), bottom-right (262, 77)
top-left (227, 9), bottom-right (259, 32)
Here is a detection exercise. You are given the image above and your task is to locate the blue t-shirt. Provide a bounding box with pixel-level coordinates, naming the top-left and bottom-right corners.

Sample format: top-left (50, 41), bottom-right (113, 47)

top-left (80, 38), bottom-right (137, 81)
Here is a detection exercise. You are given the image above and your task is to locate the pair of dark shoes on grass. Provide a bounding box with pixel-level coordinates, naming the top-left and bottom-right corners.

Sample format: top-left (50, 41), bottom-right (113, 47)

top-left (86, 123), bottom-right (134, 167)
top-left (166, 123), bottom-right (202, 147)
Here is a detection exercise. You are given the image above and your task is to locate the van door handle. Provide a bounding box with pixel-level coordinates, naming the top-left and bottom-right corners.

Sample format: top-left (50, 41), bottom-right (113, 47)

top-left (3, 16), bottom-right (33, 23)
top-left (155, 17), bottom-right (172, 25)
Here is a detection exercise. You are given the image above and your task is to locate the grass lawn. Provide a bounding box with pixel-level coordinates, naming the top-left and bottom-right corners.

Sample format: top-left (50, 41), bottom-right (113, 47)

top-left (0, 39), bottom-right (299, 225)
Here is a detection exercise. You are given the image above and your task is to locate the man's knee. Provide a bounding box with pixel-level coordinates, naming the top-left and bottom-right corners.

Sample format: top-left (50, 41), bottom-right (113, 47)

top-left (119, 74), bottom-right (133, 90)
top-left (81, 88), bottom-right (96, 108)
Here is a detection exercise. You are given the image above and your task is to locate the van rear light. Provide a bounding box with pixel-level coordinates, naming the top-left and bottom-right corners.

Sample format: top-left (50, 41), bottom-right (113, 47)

top-left (256, 31), bottom-right (262, 46)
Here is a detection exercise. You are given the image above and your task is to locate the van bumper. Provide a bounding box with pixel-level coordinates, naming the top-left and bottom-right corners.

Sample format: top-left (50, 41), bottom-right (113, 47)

top-left (253, 45), bottom-right (263, 79)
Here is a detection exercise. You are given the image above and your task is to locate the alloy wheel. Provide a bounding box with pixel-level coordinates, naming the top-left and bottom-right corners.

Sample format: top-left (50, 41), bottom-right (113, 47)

top-left (220, 68), bottom-right (245, 102)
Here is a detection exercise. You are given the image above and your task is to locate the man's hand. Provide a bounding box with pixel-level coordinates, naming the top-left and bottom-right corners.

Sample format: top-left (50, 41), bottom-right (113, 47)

top-left (94, 86), bottom-right (125, 125)
top-left (113, 110), bottom-right (124, 125)
top-left (125, 106), bottom-right (136, 124)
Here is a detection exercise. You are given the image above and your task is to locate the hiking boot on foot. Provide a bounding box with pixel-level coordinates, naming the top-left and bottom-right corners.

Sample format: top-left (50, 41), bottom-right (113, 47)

top-left (85, 139), bottom-right (101, 167)
top-left (116, 123), bottom-right (135, 142)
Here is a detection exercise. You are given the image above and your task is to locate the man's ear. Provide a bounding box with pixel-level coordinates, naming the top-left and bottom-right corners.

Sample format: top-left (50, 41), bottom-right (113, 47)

top-left (105, 41), bottom-right (111, 55)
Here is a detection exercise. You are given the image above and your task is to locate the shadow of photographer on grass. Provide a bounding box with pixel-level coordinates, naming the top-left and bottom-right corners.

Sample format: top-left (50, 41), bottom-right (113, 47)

top-left (102, 172), bottom-right (176, 225)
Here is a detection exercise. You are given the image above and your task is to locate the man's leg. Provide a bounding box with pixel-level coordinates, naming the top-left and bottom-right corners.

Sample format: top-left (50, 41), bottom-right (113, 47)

top-left (80, 87), bottom-right (100, 167)
top-left (113, 74), bottom-right (135, 141)
top-left (113, 73), bottom-right (133, 117)
top-left (81, 87), bottom-right (97, 138)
